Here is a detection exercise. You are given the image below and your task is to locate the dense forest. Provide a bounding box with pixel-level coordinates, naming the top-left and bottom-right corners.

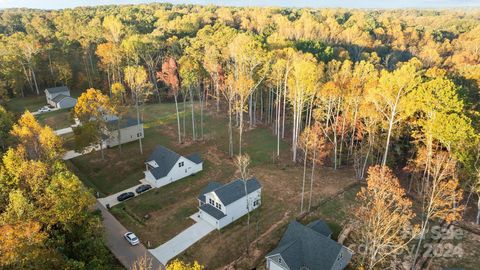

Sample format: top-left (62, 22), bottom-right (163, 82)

top-left (1, 3), bottom-right (480, 269)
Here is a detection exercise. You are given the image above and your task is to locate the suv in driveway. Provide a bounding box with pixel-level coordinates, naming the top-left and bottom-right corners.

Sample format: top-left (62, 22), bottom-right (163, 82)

top-left (117, 192), bottom-right (135, 202)
top-left (135, 184), bottom-right (152, 194)
top-left (124, 232), bottom-right (140, 246)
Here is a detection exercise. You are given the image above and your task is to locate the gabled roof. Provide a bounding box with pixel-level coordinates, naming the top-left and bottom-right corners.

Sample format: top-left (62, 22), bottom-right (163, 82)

top-left (186, 153), bottom-right (202, 164)
top-left (199, 203), bottom-right (226, 220)
top-left (146, 146), bottom-right (181, 179)
top-left (210, 178), bottom-right (261, 206)
top-left (51, 94), bottom-right (75, 103)
top-left (198, 182), bottom-right (222, 203)
top-left (106, 117), bottom-right (140, 130)
top-left (266, 220), bottom-right (350, 270)
top-left (307, 220), bottom-right (333, 237)
top-left (45, 86), bottom-right (70, 94)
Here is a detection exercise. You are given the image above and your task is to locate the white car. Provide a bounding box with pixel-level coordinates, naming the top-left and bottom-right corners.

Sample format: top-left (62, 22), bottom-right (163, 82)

top-left (124, 232), bottom-right (140, 246)
top-left (38, 106), bottom-right (52, 113)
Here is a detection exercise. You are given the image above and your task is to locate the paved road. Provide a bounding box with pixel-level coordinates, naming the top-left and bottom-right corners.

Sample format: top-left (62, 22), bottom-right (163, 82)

top-left (98, 179), bottom-right (153, 208)
top-left (96, 202), bottom-right (164, 270)
top-left (149, 213), bottom-right (215, 265)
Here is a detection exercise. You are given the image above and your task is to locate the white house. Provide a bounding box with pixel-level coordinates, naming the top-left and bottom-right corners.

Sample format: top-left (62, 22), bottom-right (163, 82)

top-left (45, 86), bottom-right (77, 109)
top-left (144, 146), bottom-right (203, 188)
top-left (105, 117), bottom-right (144, 148)
top-left (265, 220), bottom-right (353, 270)
top-left (197, 177), bottom-right (262, 230)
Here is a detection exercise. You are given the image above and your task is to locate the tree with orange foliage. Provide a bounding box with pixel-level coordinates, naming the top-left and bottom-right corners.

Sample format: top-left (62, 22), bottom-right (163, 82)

top-left (411, 149), bottom-right (464, 268)
top-left (351, 165), bottom-right (419, 270)
top-left (157, 57), bottom-right (182, 144)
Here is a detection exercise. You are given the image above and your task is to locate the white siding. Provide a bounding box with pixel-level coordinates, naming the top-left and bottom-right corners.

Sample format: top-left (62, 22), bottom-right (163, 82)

top-left (201, 187), bottom-right (262, 229)
top-left (144, 156), bottom-right (203, 188)
top-left (106, 124), bottom-right (144, 147)
top-left (266, 258), bottom-right (287, 270)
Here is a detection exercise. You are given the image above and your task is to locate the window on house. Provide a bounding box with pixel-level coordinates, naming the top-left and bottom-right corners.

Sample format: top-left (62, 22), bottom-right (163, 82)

top-left (216, 203), bottom-right (221, 210)
top-left (137, 132), bottom-right (142, 137)
top-left (209, 199), bottom-right (214, 205)
top-left (253, 200), bottom-right (260, 206)
top-left (278, 258), bottom-right (282, 264)
top-left (179, 162), bottom-right (184, 167)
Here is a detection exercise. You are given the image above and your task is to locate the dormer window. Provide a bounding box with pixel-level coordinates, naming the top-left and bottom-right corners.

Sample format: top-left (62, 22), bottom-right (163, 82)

top-left (216, 203), bottom-right (222, 210)
top-left (209, 198), bottom-right (214, 205)
top-left (278, 258), bottom-right (282, 264)
top-left (179, 162), bottom-right (184, 167)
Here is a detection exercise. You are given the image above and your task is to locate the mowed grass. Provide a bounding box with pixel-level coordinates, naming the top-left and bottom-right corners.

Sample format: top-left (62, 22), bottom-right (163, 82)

top-left (36, 109), bottom-right (74, 129)
top-left (67, 101), bottom-right (358, 268)
top-left (5, 95), bottom-right (46, 113)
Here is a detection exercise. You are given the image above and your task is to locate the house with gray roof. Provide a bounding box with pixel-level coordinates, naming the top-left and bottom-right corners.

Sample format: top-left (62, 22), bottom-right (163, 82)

top-left (197, 177), bottom-right (262, 230)
top-left (45, 86), bottom-right (77, 109)
top-left (265, 220), bottom-right (353, 270)
top-left (105, 116), bottom-right (144, 148)
top-left (144, 146), bottom-right (203, 188)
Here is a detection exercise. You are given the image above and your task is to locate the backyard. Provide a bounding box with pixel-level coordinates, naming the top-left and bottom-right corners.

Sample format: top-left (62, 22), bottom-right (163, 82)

top-left (65, 101), bottom-right (358, 268)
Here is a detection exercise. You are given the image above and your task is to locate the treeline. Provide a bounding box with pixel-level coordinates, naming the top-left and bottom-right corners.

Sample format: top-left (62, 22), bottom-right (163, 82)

top-left (1, 4), bottom-right (480, 269)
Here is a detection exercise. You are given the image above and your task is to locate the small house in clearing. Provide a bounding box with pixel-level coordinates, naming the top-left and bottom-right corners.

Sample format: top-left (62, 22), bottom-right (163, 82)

top-left (105, 116), bottom-right (144, 148)
top-left (265, 220), bottom-right (353, 270)
top-left (197, 177), bottom-right (262, 230)
top-left (144, 146), bottom-right (203, 188)
top-left (45, 86), bottom-right (77, 109)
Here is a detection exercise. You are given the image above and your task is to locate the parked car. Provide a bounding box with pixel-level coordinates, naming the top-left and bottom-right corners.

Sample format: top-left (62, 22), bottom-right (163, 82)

top-left (117, 192), bottom-right (135, 202)
top-left (38, 106), bottom-right (52, 113)
top-left (124, 232), bottom-right (139, 246)
top-left (135, 184), bottom-right (152, 194)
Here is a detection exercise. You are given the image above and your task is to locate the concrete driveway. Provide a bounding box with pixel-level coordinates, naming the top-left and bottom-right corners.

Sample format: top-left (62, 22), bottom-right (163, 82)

top-left (96, 202), bottom-right (163, 269)
top-left (62, 142), bottom-right (106, 160)
top-left (54, 127), bottom-right (73, 136)
top-left (149, 215), bottom-right (215, 265)
top-left (98, 179), bottom-right (153, 208)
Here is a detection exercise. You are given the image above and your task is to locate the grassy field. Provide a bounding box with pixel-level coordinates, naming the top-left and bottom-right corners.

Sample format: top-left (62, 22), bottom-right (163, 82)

top-left (5, 95), bottom-right (46, 113)
top-left (36, 109), bottom-right (74, 129)
top-left (65, 101), bottom-right (358, 268)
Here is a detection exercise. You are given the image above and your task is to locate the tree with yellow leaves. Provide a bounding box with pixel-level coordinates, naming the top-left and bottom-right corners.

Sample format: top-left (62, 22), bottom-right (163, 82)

top-left (366, 59), bottom-right (422, 166)
top-left (351, 165), bottom-right (419, 270)
top-left (124, 65), bottom-right (151, 154)
top-left (166, 259), bottom-right (203, 270)
top-left (73, 88), bottom-right (115, 159)
top-left (10, 111), bottom-right (63, 162)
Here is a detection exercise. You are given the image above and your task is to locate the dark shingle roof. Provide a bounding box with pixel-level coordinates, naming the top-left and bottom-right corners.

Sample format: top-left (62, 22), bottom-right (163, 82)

top-left (199, 203), bottom-right (226, 220)
top-left (51, 94), bottom-right (70, 103)
top-left (186, 153), bottom-right (202, 164)
top-left (213, 178), bottom-right (261, 206)
top-left (147, 146), bottom-right (181, 179)
top-left (307, 220), bottom-right (333, 237)
top-left (198, 182), bottom-right (222, 203)
top-left (266, 220), bottom-right (348, 270)
top-left (106, 117), bottom-right (140, 130)
top-left (45, 86), bottom-right (70, 94)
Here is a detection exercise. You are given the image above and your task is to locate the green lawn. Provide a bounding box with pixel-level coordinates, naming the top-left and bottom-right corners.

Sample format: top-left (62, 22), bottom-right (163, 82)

top-left (5, 95), bottom-right (46, 113)
top-left (36, 109), bottom-right (74, 130)
top-left (67, 101), bottom-right (357, 268)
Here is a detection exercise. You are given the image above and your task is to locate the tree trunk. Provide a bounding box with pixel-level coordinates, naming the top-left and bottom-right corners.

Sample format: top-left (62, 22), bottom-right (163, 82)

top-left (477, 194), bottom-right (480, 225)
top-left (308, 149), bottom-right (317, 211)
top-left (30, 67), bottom-right (40, 95)
top-left (174, 94), bottom-right (181, 143)
top-left (228, 100), bottom-right (234, 157)
top-left (190, 86), bottom-right (196, 141)
top-left (300, 147), bottom-right (308, 213)
top-left (135, 95), bottom-right (143, 154)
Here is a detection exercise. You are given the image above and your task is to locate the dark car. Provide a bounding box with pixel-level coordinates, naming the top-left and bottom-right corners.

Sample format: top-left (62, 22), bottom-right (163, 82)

top-left (135, 184), bottom-right (152, 194)
top-left (117, 192), bottom-right (135, 202)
